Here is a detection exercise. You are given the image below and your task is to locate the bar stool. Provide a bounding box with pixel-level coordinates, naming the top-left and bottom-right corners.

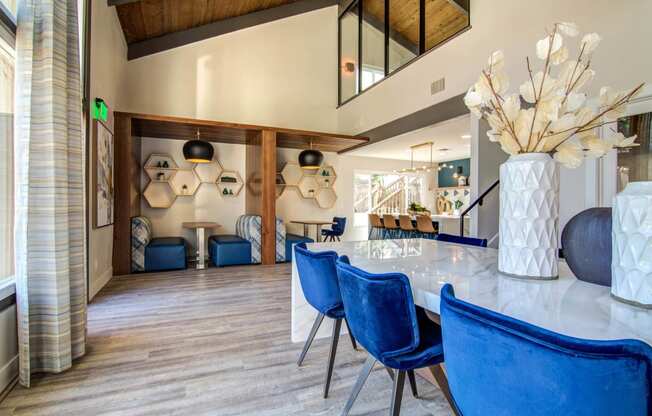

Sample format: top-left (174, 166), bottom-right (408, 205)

top-left (382, 215), bottom-right (400, 239)
top-left (335, 257), bottom-right (447, 416)
top-left (440, 283), bottom-right (652, 415)
top-left (368, 214), bottom-right (385, 240)
top-left (294, 243), bottom-right (358, 398)
top-left (416, 215), bottom-right (437, 239)
top-left (398, 215), bottom-right (417, 239)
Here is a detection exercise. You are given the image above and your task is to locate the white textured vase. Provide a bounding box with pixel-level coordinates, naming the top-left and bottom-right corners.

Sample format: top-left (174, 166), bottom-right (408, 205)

top-left (498, 153), bottom-right (560, 279)
top-left (611, 181), bottom-right (652, 308)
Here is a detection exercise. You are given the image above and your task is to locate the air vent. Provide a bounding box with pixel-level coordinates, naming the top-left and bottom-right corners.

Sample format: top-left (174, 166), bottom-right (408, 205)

top-left (431, 78), bottom-right (445, 95)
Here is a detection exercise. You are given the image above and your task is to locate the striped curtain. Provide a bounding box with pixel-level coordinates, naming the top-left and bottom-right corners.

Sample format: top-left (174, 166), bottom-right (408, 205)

top-left (14, 0), bottom-right (86, 387)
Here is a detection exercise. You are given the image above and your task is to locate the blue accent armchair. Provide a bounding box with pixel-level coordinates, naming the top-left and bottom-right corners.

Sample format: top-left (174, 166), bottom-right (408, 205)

top-left (294, 243), bottom-right (357, 398)
top-left (321, 216), bottom-right (346, 242)
top-left (131, 216), bottom-right (187, 272)
top-left (335, 256), bottom-right (446, 416)
top-left (435, 232), bottom-right (487, 247)
top-left (440, 283), bottom-right (652, 416)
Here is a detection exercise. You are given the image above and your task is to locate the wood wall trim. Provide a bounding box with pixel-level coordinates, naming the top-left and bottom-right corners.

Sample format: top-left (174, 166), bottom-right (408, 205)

top-left (112, 114), bottom-right (140, 276)
top-left (118, 112), bottom-right (368, 153)
top-left (261, 130), bottom-right (277, 265)
top-left (126, 0), bottom-right (339, 60)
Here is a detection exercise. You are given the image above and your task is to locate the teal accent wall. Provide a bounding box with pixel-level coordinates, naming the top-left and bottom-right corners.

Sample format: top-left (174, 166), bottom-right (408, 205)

top-left (438, 158), bottom-right (470, 187)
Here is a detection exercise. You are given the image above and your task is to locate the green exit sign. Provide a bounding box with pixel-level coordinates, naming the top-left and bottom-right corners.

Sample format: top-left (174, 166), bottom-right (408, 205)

top-left (93, 98), bottom-right (108, 122)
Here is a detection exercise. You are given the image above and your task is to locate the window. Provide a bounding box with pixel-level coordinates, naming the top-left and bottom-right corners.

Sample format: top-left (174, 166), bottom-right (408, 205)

top-left (339, 0), bottom-right (470, 104)
top-left (353, 172), bottom-right (424, 227)
top-left (0, 3), bottom-right (14, 287)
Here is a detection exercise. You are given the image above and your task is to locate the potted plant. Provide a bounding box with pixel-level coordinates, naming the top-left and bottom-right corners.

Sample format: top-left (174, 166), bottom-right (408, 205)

top-left (464, 22), bottom-right (642, 279)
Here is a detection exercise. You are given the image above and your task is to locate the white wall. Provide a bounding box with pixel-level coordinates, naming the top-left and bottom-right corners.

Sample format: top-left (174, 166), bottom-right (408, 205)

top-left (88, 0), bottom-right (127, 297)
top-left (276, 149), bottom-right (420, 241)
top-left (140, 138), bottom-right (246, 251)
top-left (123, 6), bottom-right (339, 133)
top-left (337, 0), bottom-right (652, 134)
top-left (336, 0), bottom-right (652, 241)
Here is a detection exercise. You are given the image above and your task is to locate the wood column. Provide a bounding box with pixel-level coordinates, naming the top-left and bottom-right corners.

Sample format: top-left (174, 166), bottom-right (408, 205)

top-left (112, 113), bottom-right (141, 275)
top-left (260, 130), bottom-right (277, 265)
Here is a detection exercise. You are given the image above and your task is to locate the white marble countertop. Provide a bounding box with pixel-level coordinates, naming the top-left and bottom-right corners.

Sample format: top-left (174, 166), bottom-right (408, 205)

top-left (296, 239), bottom-right (652, 346)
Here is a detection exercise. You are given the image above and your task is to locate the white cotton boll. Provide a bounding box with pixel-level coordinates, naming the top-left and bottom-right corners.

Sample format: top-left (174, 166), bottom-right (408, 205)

top-left (581, 33), bottom-right (601, 54)
top-left (557, 22), bottom-right (580, 37)
top-left (536, 32), bottom-right (563, 60)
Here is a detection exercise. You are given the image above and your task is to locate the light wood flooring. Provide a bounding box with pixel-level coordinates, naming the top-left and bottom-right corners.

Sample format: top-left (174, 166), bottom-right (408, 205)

top-left (0, 264), bottom-right (453, 416)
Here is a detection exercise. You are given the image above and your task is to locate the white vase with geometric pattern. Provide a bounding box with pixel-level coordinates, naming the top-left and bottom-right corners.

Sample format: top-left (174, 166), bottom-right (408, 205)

top-left (611, 181), bottom-right (652, 308)
top-left (498, 153), bottom-right (560, 280)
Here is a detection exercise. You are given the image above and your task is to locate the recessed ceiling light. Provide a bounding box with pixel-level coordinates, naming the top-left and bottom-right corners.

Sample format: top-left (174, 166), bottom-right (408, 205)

top-left (461, 134), bottom-right (471, 139)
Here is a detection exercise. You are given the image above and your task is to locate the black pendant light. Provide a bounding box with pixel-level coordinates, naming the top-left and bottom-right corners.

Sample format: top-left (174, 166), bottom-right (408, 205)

top-left (183, 130), bottom-right (214, 163)
top-left (298, 139), bottom-right (323, 170)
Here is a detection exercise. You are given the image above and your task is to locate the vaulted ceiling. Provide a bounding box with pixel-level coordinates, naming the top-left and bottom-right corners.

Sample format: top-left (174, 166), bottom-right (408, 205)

top-left (109, 0), bottom-right (338, 59)
top-left (113, 0), bottom-right (300, 44)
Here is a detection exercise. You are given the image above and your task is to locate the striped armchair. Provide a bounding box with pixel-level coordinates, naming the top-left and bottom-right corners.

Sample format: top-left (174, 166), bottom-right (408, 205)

top-left (235, 215), bottom-right (287, 263)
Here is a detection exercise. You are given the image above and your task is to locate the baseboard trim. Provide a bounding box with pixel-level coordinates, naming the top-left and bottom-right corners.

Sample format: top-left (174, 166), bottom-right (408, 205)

top-left (90, 267), bottom-right (113, 301)
top-left (0, 355), bottom-right (18, 403)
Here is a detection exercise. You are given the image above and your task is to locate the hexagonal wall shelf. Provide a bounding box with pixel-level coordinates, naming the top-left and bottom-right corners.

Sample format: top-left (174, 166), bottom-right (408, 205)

top-left (298, 175), bottom-right (319, 199)
top-left (280, 162), bottom-right (303, 187)
top-left (315, 165), bottom-right (336, 188)
top-left (169, 169), bottom-right (201, 196)
top-left (276, 173), bottom-right (286, 199)
top-left (217, 170), bottom-right (244, 197)
top-left (143, 182), bottom-right (177, 208)
top-left (144, 153), bottom-right (179, 182)
top-left (194, 160), bottom-right (223, 183)
top-left (315, 188), bottom-right (337, 209)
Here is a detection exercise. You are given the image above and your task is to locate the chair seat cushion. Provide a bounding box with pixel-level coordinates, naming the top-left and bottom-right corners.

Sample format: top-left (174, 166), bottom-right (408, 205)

top-left (149, 237), bottom-right (186, 247)
top-left (209, 235), bottom-right (249, 245)
top-left (209, 235), bottom-right (252, 267)
top-left (321, 229), bottom-right (336, 236)
top-left (145, 237), bottom-right (187, 272)
top-left (285, 233), bottom-right (314, 263)
top-left (381, 308), bottom-right (444, 370)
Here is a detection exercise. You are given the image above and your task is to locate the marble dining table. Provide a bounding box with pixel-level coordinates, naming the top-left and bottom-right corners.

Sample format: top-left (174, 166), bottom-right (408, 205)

top-left (290, 238), bottom-right (652, 346)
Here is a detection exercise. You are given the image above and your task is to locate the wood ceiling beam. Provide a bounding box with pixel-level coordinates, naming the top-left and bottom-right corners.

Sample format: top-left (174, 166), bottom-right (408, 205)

top-left (127, 0), bottom-right (339, 60)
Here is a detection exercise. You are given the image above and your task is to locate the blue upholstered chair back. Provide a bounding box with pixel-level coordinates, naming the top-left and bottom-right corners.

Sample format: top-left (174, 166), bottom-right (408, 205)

top-left (332, 217), bottom-right (346, 235)
top-left (435, 232), bottom-right (487, 247)
top-left (294, 243), bottom-right (343, 317)
top-left (440, 284), bottom-right (652, 416)
top-left (335, 256), bottom-right (419, 363)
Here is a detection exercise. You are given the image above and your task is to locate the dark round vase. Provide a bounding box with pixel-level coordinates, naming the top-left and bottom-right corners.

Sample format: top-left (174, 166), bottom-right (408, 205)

top-left (561, 208), bottom-right (612, 287)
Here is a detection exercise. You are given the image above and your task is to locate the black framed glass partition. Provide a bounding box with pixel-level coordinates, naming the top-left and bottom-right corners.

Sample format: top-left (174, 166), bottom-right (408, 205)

top-left (339, 0), bottom-right (470, 105)
top-left (339, 1), bottom-right (359, 103)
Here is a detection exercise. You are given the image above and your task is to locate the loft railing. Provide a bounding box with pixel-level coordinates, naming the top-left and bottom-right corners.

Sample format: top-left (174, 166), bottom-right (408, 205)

top-left (459, 180), bottom-right (500, 237)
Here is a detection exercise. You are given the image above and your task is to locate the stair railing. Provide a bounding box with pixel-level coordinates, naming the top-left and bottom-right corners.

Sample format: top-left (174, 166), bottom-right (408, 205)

top-left (459, 179), bottom-right (500, 237)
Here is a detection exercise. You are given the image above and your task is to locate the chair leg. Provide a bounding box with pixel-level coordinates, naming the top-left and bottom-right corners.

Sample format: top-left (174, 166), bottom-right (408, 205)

top-left (428, 364), bottom-right (460, 416)
top-left (336, 236), bottom-right (341, 242)
top-left (324, 318), bottom-right (343, 398)
top-left (384, 366), bottom-right (394, 381)
top-left (297, 313), bottom-right (325, 366)
top-left (389, 370), bottom-right (406, 416)
top-left (407, 370), bottom-right (418, 398)
top-left (341, 355), bottom-right (376, 416)
top-left (344, 318), bottom-right (358, 350)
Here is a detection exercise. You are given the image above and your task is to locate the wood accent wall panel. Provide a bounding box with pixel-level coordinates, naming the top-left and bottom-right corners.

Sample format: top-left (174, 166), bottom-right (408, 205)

top-left (112, 113), bottom-right (141, 276)
top-left (260, 130), bottom-right (277, 265)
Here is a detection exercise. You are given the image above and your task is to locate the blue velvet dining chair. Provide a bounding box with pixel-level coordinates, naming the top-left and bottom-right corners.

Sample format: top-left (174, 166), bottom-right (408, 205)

top-left (440, 283), bottom-right (652, 416)
top-left (322, 216), bottom-right (346, 242)
top-left (335, 256), bottom-right (448, 416)
top-left (435, 232), bottom-right (487, 247)
top-left (294, 243), bottom-right (357, 398)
